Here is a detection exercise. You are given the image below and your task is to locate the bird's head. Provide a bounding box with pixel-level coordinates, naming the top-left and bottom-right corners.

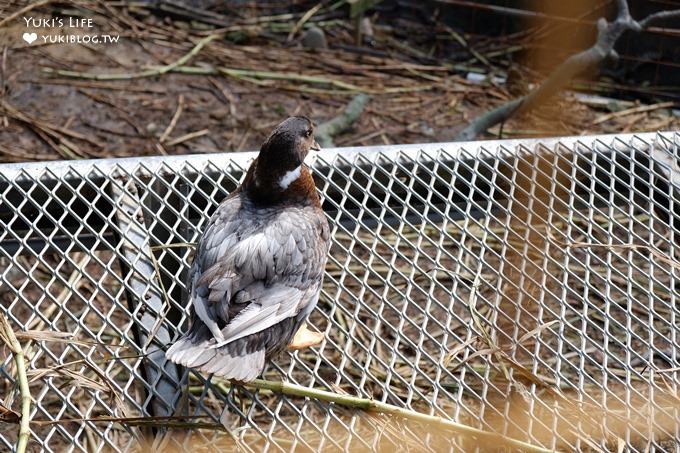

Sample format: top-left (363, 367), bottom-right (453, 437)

top-left (259, 116), bottom-right (320, 169)
top-left (243, 116), bottom-right (322, 204)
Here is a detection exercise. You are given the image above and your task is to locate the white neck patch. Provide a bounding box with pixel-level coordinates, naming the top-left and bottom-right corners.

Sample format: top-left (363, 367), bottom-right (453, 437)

top-left (279, 165), bottom-right (302, 190)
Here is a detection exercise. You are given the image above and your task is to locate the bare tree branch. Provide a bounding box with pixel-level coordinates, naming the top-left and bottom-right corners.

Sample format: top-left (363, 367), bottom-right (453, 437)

top-left (637, 9), bottom-right (680, 29)
top-left (615, 0), bottom-right (631, 21)
top-left (455, 1), bottom-right (679, 141)
top-left (315, 93), bottom-right (370, 147)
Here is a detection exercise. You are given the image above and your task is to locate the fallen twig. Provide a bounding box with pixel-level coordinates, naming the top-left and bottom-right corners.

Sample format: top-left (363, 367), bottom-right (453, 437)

top-left (165, 128), bottom-right (209, 147)
top-left (592, 101), bottom-right (674, 125)
top-left (42, 34), bottom-right (220, 81)
top-left (208, 77), bottom-right (237, 116)
top-left (159, 94), bottom-right (185, 143)
top-left (0, 315), bottom-right (31, 453)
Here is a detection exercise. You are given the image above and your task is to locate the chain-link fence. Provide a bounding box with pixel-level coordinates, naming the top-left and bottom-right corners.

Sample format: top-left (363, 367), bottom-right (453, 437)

top-left (1, 132), bottom-right (679, 452)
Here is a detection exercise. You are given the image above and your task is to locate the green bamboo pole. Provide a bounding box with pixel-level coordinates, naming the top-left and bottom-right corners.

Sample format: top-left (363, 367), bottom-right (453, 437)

top-left (42, 34), bottom-right (219, 81)
top-left (0, 315), bottom-right (31, 453)
top-left (246, 379), bottom-right (551, 453)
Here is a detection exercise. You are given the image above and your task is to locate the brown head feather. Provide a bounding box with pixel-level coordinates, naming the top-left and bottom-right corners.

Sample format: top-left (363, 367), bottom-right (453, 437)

top-left (240, 116), bottom-right (321, 207)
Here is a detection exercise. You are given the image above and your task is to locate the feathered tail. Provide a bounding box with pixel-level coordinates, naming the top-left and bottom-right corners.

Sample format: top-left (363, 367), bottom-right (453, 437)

top-left (166, 324), bottom-right (265, 382)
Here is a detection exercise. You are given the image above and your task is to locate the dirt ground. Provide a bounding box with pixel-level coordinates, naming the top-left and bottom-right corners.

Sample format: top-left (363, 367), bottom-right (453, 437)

top-left (0, 1), bottom-right (677, 164)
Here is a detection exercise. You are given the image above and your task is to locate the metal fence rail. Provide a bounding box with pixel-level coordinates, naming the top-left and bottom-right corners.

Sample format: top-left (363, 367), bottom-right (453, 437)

top-left (1, 132), bottom-right (679, 452)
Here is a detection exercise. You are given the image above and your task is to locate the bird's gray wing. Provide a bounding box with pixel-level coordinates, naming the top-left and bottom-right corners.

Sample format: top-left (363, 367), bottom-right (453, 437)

top-left (209, 282), bottom-right (319, 348)
top-left (188, 194), bottom-right (245, 341)
top-left (190, 198), bottom-right (329, 345)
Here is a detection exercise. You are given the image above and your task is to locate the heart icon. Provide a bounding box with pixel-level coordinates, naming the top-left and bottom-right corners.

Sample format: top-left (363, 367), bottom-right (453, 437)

top-left (22, 32), bottom-right (37, 44)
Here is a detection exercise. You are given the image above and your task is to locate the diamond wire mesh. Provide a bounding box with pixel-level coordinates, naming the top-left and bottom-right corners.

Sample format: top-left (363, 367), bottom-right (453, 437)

top-left (1, 132), bottom-right (679, 452)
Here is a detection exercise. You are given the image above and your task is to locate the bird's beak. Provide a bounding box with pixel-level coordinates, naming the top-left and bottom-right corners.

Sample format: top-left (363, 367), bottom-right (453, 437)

top-left (310, 140), bottom-right (321, 152)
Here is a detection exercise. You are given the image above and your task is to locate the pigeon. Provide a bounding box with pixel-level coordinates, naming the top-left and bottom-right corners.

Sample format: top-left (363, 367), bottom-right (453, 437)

top-left (166, 116), bottom-right (330, 382)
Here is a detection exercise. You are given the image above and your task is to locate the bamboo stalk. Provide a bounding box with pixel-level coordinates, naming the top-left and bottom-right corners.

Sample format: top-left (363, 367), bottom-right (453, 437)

top-left (0, 315), bottom-right (31, 453)
top-left (41, 34), bottom-right (219, 81)
top-left (72, 64), bottom-right (436, 95)
top-left (245, 379), bottom-right (551, 453)
top-left (219, 67), bottom-right (363, 91)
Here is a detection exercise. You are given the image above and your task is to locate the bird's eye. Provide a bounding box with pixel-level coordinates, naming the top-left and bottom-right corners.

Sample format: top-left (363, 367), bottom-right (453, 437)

top-left (304, 129), bottom-right (312, 138)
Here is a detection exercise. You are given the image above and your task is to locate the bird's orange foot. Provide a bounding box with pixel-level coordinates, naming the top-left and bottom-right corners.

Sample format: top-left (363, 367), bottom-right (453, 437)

top-left (288, 323), bottom-right (324, 350)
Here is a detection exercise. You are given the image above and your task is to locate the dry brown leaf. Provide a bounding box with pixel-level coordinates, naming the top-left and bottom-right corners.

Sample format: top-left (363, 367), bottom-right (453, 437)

top-left (0, 401), bottom-right (20, 424)
top-left (28, 368), bottom-right (109, 393)
top-left (15, 330), bottom-right (104, 347)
